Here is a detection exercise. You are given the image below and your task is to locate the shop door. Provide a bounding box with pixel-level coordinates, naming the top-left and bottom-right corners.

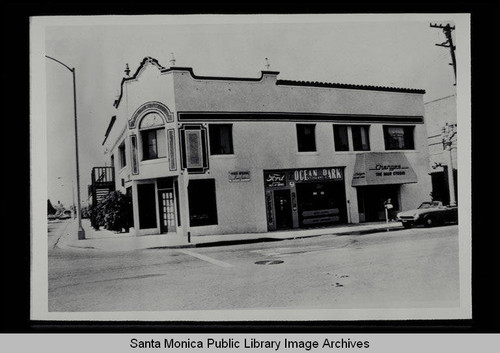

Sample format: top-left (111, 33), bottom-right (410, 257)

top-left (274, 189), bottom-right (293, 230)
top-left (158, 189), bottom-right (176, 233)
top-left (357, 185), bottom-right (400, 222)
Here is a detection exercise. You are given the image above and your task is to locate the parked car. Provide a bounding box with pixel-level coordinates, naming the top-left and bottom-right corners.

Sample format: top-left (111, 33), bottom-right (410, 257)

top-left (58, 210), bottom-right (72, 220)
top-left (396, 201), bottom-right (458, 228)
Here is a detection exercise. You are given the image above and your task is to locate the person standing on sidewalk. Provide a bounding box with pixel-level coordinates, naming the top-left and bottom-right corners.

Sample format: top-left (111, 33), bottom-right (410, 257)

top-left (384, 198), bottom-right (394, 222)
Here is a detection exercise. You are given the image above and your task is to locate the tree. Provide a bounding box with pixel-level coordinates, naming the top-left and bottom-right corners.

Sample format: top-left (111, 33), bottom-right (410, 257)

top-left (93, 191), bottom-right (133, 233)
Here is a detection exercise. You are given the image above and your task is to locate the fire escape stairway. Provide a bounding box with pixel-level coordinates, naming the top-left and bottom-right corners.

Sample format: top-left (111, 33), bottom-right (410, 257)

top-left (90, 167), bottom-right (115, 229)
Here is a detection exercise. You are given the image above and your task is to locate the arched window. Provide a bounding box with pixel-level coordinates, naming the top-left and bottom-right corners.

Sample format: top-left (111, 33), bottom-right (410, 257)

top-left (139, 112), bottom-right (167, 160)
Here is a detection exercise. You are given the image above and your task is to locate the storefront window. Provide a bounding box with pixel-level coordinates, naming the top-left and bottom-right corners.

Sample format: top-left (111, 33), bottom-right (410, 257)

top-left (333, 125), bottom-right (349, 151)
top-left (188, 179), bottom-right (218, 226)
top-left (296, 124), bottom-right (316, 152)
top-left (352, 125), bottom-right (370, 151)
top-left (137, 183), bottom-right (157, 229)
top-left (383, 125), bottom-right (415, 150)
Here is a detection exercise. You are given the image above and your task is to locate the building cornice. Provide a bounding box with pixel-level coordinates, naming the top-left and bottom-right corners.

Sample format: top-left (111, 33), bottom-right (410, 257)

top-left (161, 66), bottom-right (281, 82)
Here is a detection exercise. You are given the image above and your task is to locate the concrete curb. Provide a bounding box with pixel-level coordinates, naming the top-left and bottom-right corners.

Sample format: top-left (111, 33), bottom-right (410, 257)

top-left (57, 219), bottom-right (404, 251)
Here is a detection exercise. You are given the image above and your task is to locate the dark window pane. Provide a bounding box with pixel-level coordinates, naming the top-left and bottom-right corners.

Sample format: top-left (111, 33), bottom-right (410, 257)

top-left (188, 179), bottom-right (218, 226)
top-left (333, 125), bottom-right (349, 151)
top-left (209, 124), bottom-right (234, 155)
top-left (352, 125), bottom-right (370, 151)
top-left (137, 183), bottom-right (157, 229)
top-left (119, 143), bottom-right (126, 167)
top-left (383, 126), bottom-right (414, 150)
top-left (297, 124), bottom-right (316, 152)
top-left (141, 128), bottom-right (166, 160)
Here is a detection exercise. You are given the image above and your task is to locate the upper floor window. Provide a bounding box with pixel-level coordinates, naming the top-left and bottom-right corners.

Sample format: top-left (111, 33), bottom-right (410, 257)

top-left (333, 125), bottom-right (349, 151)
top-left (383, 125), bottom-right (415, 150)
top-left (140, 113), bottom-right (166, 160)
top-left (296, 124), bottom-right (316, 152)
top-left (209, 124), bottom-right (234, 155)
top-left (352, 125), bottom-right (370, 151)
top-left (118, 142), bottom-right (127, 168)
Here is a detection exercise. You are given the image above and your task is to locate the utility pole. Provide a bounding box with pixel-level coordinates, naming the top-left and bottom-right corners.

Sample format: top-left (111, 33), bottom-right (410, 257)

top-left (442, 123), bottom-right (457, 207)
top-left (430, 23), bottom-right (457, 84)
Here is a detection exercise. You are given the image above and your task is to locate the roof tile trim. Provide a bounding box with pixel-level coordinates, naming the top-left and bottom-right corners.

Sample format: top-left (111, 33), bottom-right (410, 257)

top-left (276, 79), bottom-right (425, 94)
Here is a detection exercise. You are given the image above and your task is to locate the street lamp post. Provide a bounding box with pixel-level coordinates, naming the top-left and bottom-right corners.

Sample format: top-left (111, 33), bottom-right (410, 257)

top-left (46, 55), bottom-right (85, 240)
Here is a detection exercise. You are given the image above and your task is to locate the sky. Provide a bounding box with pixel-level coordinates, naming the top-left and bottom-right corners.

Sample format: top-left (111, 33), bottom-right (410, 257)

top-left (41, 14), bottom-right (462, 208)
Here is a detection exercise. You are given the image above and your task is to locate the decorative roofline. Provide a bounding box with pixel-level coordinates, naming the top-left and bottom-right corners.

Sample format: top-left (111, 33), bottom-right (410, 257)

top-left (113, 56), bottom-right (425, 108)
top-left (113, 57), bottom-right (166, 108)
top-left (160, 66), bottom-right (280, 82)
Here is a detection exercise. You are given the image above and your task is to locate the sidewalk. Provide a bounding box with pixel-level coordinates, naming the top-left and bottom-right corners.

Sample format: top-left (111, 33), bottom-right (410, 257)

top-left (57, 218), bottom-right (404, 252)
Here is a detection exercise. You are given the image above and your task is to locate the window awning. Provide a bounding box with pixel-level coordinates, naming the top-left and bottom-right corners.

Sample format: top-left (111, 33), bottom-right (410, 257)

top-left (351, 152), bottom-right (418, 187)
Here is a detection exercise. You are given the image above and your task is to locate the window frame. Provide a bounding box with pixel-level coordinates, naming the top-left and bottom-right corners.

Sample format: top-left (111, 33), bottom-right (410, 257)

top-left (383, 125), bottom-right (415, 150)
top-left (209, 124), bottom-right (234, 155)
top-left (333, 125), bottom-right (350, 152)
top-left (140, 127), bottom-right (167, 161)
top-left (351, 125), bottom-right (371, 151)
top-left (296, 124), bottom-right (317, 152)
top-left (118, 142), bottom-right (127, 168)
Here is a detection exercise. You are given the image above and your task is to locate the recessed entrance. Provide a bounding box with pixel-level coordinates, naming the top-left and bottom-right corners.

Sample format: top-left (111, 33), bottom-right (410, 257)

top-left (357, 184), bottom-right (400, 222)
top-left (157, 177), bottom-right (176, 234)
top-left (158, 190), bottom-right (175, 233)
top-left (273, 189), bottom-right (293, 230)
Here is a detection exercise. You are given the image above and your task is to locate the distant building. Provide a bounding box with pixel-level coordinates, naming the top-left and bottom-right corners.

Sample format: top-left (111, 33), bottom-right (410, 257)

top-left (97, 56), bottom-right (432, 238)
top-left (425, 95), bottom-right (457, 205)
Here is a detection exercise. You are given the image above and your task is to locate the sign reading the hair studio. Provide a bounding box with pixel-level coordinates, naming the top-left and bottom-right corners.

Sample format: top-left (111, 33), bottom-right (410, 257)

top-left (292, 167), bottom-right (344, 182)
top-left (228, 171), bottom-right (251, 182)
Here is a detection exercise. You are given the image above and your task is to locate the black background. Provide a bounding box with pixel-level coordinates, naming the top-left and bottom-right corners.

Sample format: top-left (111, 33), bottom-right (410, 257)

top-left (1, 2), bottom-right (498, 333)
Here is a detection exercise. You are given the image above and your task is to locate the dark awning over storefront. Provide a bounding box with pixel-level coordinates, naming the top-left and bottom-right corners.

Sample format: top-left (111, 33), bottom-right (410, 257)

top-left (351, 152), bottom-right (418, 187)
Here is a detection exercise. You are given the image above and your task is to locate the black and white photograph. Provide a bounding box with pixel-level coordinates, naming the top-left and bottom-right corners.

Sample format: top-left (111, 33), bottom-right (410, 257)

top-left (30, 14), bottom-right (472, 322)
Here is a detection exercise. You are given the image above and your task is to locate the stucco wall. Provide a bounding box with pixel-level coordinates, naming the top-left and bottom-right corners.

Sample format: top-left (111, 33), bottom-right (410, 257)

top-left (172, 71), bottom-right (424, 117)
top-left (187, 121), bottom-right (431, 236)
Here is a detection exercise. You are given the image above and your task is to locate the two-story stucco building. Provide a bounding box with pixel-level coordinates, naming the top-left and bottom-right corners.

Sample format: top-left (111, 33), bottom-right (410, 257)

top-left (100, 56), bottom-right (431, 239)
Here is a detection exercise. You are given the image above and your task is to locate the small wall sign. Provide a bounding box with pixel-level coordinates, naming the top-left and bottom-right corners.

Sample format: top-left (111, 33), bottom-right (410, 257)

top-left (228, 171), bottom-right (251, 182)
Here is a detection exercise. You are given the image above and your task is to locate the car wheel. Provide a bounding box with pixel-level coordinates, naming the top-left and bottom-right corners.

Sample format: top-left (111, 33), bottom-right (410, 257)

top-left (402, 222), bottom-right (413, 229)
top-left (424, 216), bottom-right (435, 227)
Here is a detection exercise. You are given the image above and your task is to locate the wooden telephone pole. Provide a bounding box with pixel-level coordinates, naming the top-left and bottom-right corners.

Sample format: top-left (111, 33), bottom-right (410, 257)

top-left (430, 23), bottom-right (457, 83)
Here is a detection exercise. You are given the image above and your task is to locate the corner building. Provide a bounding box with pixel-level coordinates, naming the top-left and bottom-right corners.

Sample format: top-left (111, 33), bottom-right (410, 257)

top-left (102, 57), bottom-right (431, 238)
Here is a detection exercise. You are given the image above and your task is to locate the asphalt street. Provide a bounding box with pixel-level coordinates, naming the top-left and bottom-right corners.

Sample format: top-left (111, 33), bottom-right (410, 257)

top-left (48, 221), bottom-right (459, 312)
